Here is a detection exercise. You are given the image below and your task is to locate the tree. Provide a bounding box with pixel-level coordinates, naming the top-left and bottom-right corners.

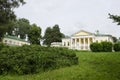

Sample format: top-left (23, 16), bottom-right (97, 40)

top-left (43, 24), bottom-right (65, 46)
top-left (43, 27), bottom-right (53, 46)
top-left (109, 14), bottom-right (120, 25)
top-left (112, 36), bottom-right (117, 43)
top-left (0, 0), bottom-right (25, 41)
top-left (14, 18), bottom-right (31, 39)
top-left (0, 0), bottom-right (25, 24)
top-left (0, 21), bottom-right (15, 41)
top-left (28, 24), bottom-right (42, 45)
top-left (52, 24), bottom-right (63, 42)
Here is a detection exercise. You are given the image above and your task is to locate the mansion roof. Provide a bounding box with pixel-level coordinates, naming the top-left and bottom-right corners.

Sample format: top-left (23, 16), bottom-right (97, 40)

top-left (4, 35), bottom-right (29, 42)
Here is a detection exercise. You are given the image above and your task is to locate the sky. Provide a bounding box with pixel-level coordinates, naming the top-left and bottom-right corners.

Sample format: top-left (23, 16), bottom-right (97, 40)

top-left (15, 0), bottom-right (120, 38)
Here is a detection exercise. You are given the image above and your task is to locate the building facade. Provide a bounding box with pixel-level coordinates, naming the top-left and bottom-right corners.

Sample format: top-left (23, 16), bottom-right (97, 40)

top-left (51, 42), bottom-right (62, 47)
top-left (62, 30), bottom-right (113, 50)
top-left (2, 35), bottom-right (30, 46)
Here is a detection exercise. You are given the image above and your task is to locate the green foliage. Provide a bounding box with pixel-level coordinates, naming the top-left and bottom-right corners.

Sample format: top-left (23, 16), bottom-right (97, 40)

top-left (114, 42), bottom-right (120, 52)
top-left (43, 27), bottom-right (52, 46)
top-left (0, 21), bottom-right (15, 41)
top-left (90, 42), bottom-right (103, 52)
top-left (90, 41), bottom-right (113, 52)
top-left (0, 45), bottom-right (78, 75)
top-left (28, 24), bottom-right (42, 44)
top-left (109, 13), bottom-right (120, 25)
top-left (43, 24), bottom-right (65, 46)
top-left (0, 26), bottom-right (7, 41)
top-left (0, 0), bottom-right (25, 24)
top-left (101, 41), bottom-right (113, 52)
top-left (52, 25), bottom-right (63, 42)
top-left (14, 18), bottom-right (31, 39)
top-left (0, 0), bottom-right (25, 41)
top-left (112, 37), bottom-right (117, 43)
top-left (0, 43), bottom-right (9, 50)
top-left (1, 52), bottom-right (120, 80)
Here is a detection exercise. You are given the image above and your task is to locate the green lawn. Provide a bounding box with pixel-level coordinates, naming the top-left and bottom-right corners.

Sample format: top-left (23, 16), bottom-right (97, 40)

top-left (1, 52), bottom-right (120, 80)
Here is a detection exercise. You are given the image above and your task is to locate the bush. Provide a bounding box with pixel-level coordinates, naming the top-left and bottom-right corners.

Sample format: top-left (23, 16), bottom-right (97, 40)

top-left (90, 41), bottom-right (113, 52)
top-left (0, 45), bottom-right (78, 75)
top-left (101, 41), bottom-right (113, 52)
top-left (90, 42), bottom-right (103, 52)
top-left (0, 43), bottom-right (8, 50)
top-left (114, 42), bottom-right (120, 52)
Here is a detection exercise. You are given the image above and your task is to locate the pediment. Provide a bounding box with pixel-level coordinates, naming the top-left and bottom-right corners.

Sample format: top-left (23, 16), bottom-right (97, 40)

top-left (72, 30), bottom-right (93, 36)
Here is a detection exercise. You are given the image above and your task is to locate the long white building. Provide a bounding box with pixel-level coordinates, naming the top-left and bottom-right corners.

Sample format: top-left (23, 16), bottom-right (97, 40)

top-left (62, 30), bottom-right (113, 50)
top-left (2, 35), bottom-right (30, 46)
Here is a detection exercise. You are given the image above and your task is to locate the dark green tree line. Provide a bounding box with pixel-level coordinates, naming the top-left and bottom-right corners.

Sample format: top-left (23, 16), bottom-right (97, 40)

top-left (0, 0), bottom-right (25, 41)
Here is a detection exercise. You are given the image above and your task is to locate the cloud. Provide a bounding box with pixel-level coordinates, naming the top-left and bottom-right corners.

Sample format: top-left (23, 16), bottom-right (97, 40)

top-left (15, 0), bottom-right (120, 38)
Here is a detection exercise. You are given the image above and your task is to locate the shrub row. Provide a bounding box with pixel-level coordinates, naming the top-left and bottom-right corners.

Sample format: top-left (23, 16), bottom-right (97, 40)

top-left (0, 44), bottom-right (78, 75)
top-left (114, 42), bottom-right (120, 52)
top-left (90, 41), bottom-right (113, 52)
top-left (90, 41), bottom-right (120, 52)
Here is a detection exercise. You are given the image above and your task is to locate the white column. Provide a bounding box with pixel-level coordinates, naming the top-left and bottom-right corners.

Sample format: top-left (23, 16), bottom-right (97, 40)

top-left (83, 38), bottom-right (85, 50)
top-left (70, 38), bottom-right (73, 49)
top-left (88, 38), bottom-right (90, 50)
top-left (75, 38), bottom-right (77, 49)
top-left (79, 38), bottom-right (81, 50)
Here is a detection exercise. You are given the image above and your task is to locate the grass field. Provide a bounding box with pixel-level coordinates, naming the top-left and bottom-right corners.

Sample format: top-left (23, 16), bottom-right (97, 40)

top-left (0, 52), bottom-right (120, 80)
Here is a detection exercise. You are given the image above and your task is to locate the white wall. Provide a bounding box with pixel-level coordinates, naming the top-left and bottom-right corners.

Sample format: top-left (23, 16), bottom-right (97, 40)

top-left (3, 38), bottom-right (30, 46)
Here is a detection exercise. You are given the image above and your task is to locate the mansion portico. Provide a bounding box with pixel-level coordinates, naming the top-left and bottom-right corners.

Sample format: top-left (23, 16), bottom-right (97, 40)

top-left (62, 30), bottom-right (113, 50)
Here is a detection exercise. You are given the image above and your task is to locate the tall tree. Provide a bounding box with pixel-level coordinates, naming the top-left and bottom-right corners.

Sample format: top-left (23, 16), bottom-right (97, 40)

top-left (52, 24), bottom-right (63, 42)
top-left (0, 21), bottom-right (15, 41)
top-left (43, 27), bottom-right (52, 46)
top-left (14, 18), bottom-right (31, 39)
top-left (28, 24), bottom-right (42, 45)
top-left (43, 24), bottom-right (65, 46)
top-left (109, 14), bottom-right (120, 25)
top-left (0, 0), bottom-right (25, 24)
top-left (0, 0), bottom-right (25, 41)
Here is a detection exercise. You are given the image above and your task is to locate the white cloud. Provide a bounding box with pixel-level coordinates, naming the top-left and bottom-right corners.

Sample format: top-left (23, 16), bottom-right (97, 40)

top-left (15, 0), bottom-right (120, 38)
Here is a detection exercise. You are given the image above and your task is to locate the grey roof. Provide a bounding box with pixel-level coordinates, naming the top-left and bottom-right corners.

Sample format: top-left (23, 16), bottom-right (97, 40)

top-left (95, 34), bottom-right (112, 37)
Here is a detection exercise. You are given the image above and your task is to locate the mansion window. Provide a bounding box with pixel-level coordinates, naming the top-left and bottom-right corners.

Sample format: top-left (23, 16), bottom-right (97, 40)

top-left (90, 38), bottom-right (93, 43)
top-left (5, 40), bottom-right (7, 43)
top-left (81, 46), bottom-right (84, 49)
top-left (9, 40), bottom-right (12, 44)
top-left (68, 42), bottom-right (70, 46)
top-left (64, 42), bottom-right (66, 46)
top-left (85, 46), bottom-right (88, 50)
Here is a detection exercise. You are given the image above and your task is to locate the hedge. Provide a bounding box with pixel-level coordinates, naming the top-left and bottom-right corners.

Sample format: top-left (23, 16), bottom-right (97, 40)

top-left (0, 45), bottom-right (78, 75)
top-left (101, 41), bottom-right (113, 52)
top-left (90, 41), bottom-right (113, 52)
top-left (114, 42), bottom-right (120, 52)
top-left (90, 42), bottom-right (103, 52)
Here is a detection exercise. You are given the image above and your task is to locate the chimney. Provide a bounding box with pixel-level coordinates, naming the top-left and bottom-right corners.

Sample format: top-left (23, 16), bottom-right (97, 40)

top-left (12, 30), bottom-right (15, 35)
top-left (25, 34), bottom-right (28, 41)
top-left (96, 30), bottom-right (99, 35)
top-left (6, 32), bottom-right (8, 35)
top-left (18, 35), bottom-right (20, 38)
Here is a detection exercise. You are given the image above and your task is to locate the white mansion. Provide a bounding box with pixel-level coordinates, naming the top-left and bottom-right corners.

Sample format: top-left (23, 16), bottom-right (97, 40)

top-left (62, 30), bottom-right (113, 50)
top-left (2, 35), bottom-right (30, 46)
